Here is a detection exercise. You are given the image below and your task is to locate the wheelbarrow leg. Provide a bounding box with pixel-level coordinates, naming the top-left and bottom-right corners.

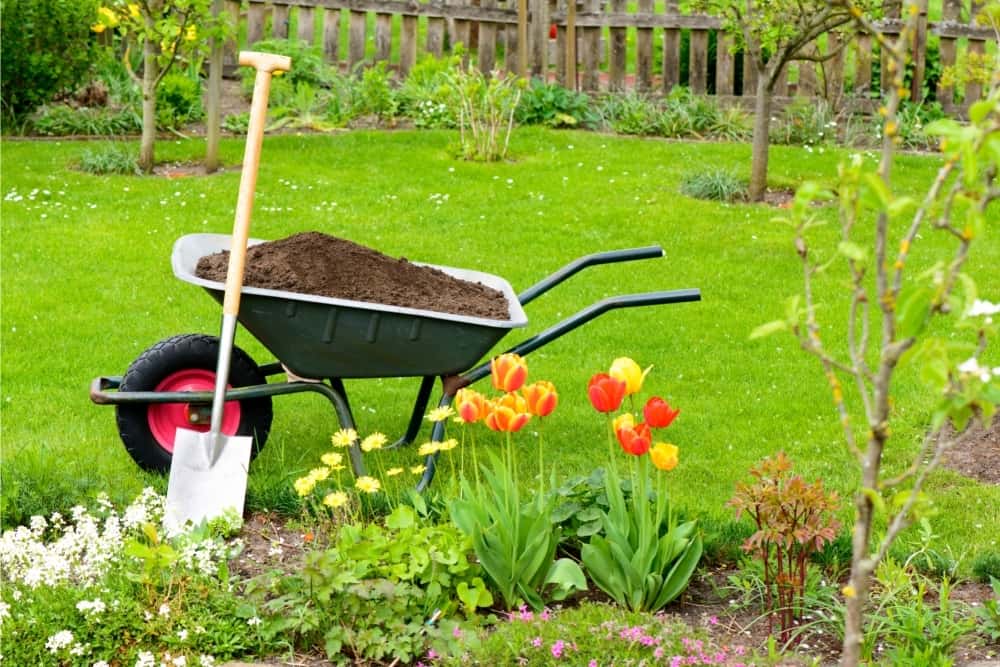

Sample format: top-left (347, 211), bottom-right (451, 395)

top-left (326, 378), bottom-right (367, 477)
top-left (414, 379), bottom-right (460, 492)
top-left (387, 375), bottom-right (435, 450)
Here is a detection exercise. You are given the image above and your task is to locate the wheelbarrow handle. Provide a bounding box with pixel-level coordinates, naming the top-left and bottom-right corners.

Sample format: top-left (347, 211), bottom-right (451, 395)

top-left (517, 246), bottom-right (664, 306)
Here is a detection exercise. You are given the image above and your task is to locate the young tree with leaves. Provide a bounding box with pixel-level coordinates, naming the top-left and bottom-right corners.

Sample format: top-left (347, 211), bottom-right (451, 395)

top-left (753, 2), bottom-right (999, 664)
top-left (687, 0), bottom-right (877, 201)
top-left (92, 0), bottom-right (228, 173)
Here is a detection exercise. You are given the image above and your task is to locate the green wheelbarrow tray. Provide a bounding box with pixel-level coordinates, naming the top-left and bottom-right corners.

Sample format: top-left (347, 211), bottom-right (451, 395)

top-left (92, 234), bottom-right (701, 491)
top-left (172, 233), bottom-right (530, 379)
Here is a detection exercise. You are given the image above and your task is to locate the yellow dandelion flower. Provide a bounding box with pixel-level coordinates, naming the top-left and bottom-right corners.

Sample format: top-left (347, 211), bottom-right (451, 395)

top-left (91, 22), bottom-right (107, 33)
top-left (331, 428), bottom-right (358, 448)
top-left (354, 476), bottom-right (381, 494)
top-left (437, 438), bottom-right (459, 451)
top-left (293, 476), bottom-right (316, 497)
top-left (361, 432), bottom-right (388, 452)
top-left (98, 6), bottom-right (118, 26)
top-left (418, 441), bottom-right (440, 456)
top-left (323, 491), bottom-right (349, 508)
top-left (128, 3), bottom-right (140, 18)
top-left (842, 584), bottom-right (856, 599)
top-left (410, 464), bottom-right (427, 475)
top-left (185, 25), bottom-right (197, 41)
top-left (425, 406), bottom-right (456, 423)
top-left (321, 452), bottom-right (343, 467)
top-left (386, 467), bottom-right (404, 476)
top-left (309, 467), bottom-right (331, 482)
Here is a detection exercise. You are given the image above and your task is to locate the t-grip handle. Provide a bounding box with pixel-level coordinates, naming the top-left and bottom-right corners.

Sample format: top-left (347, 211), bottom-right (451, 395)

top-left (239, 51), bottom-right (292, 73)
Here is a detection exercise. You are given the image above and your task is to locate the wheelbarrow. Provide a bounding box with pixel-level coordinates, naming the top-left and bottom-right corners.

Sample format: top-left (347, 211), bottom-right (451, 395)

top-left (91, 233), bottom-right (701, 490)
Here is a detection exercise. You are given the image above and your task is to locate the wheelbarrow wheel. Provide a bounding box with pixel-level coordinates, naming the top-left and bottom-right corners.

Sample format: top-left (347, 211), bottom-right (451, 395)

top-left (115, 333), bottom-right (273, 473)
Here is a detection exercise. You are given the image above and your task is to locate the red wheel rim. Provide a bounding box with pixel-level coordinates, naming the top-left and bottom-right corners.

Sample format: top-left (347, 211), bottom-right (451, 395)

top-left (148, 369), bottom-right (241, 453)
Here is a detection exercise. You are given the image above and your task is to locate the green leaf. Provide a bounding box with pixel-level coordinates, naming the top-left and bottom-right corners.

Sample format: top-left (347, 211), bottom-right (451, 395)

top-left (968, 100), bottom-right (992, 124)
top-left (385, 505), bottom-right (416, 530)
top-left (750, 320), bottom-right (788, 340)
top-left (837, 240), bottom-right (868, 263)
top-left (897, 287), bottom-right (933, 339)
top-left (862, 487), bottom-right (886, 516)
top-left (544, 558), bottom-right (587, 600)
top-left (863, 173), bottom-right (892, 210)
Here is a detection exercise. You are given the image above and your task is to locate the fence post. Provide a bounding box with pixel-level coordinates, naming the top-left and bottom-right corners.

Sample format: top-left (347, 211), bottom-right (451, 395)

top-left (965, 0), bottom-right (986, 106)
top-left (936, 0), bottom-right (963, 110)
top-left (427, 0), bottom-right (446, 57)
top-left (247, 1), bottom-right (267, 47)
top-left (609, 0), bottom-right (627, 90)
top-left (349, 7), bottom-right (368, 70)
top-left (298, 6), bottom-right (316, 44)
top-left (530, 0), bottom-right (549, 76)
top-left (715, 31), bottom-right (734, 95)
top-left (479, 0), bottom-right (499, 73)
top-left (689, 27), bottom-right (708, 93)
top-left (581, 0), bottom-right (602, 90)
top-left (273, 3), bottom-right (290, 39)
top-left (376, 12), bottom-right (393, 62)
top-left (401, 14), bottom-right (418, 76)
top-left (324, 8), bottom-right (342, 66)
top-left (909, 0), bottom-right (929, 102)
top-left (662, 0), bottom-right (680, 92)
top-left (854, 32), bottom-right (872, 95)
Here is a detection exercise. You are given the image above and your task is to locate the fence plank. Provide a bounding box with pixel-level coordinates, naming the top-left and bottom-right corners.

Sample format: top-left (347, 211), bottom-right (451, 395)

top-left (566, 0), bottom-right (578, 87)
top-left (247, 1), bottom-right (267, 46)
top-left (479, 0), bottom-right (498, 73)
top-left (797, 51), bottom-right (818, 97)
top-left (400, 14), bottom-right (417, 74)
top-left (635, 0), bottom-right (653, 90)
top-left (741, 52), bottom-right (758, 96)
top-left (274, 3), bottom-right (291, 38)
top-left (530, 0), bottom-right (548, 75)
top-left (662, 0), bottom-right (680, 91)
top-left (224, 0), bottom-right (241, 72)
top-left (451, 0), bottom-right (472, 55)
top-left (375, 12), bottom-right (392, 60)
top-left (824, 32), bottom-right (845, 107)
top-left (880, 0), bottom-right (899, 92)
top-left (854, 33), bottom-right (872, 95)
top-left (689, 29), bottom-right (708, 93)
top-left (555, 0), bottom-right (567, 82)
top-left (909, 0), bottom-right (928, 101)
top-left (965, 0), bottom-right (986, 104)
top-left (427, 0), bottom-right (446, 56)
top-left (324, 8), bottom-right (342, 63)
top-left (581, 0), bottom-right (601, 90)
top-left (349, 9), bottom-right (368, 68)
top-left (506, 0), bottom-right (520, 73)
top-left (609, 0), bottom-right (627, 90)
top-left (936, 0), bottom-right (962, 108)
top-left (298, 6), bottom-right (316, 42)
top-left (773, 62), bottom-right (788, 96)
top-left (715, 31), bottom-right (734, 95)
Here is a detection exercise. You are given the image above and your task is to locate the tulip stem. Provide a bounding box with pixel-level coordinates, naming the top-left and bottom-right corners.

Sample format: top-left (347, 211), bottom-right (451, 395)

top-left (537, 421), bottom-right (545, 501)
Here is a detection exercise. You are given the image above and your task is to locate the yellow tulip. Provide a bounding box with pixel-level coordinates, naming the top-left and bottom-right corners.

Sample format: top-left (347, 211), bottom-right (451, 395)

top-left (612, 412), bottom-right (635, 434)
top-left (649, 442), bottom-right (679, 471)
top-left (609, 357), bottom-right (652, 395)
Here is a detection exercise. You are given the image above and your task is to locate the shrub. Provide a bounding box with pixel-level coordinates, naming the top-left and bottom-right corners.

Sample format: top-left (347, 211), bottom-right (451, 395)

top-left (659, 87), bottom-right (722, 137)
top-left (240, 38), bottom-right (332, 93)
top-left (444, 64), bottom-right (523, 161)
top-left (79, 143), bottom-right (140, 175)
top-left (680, 169), bottom-right (748, 202)
top-left (352, 61), bottom-right (398, 119)
top-left (895, 100), bottom-right (947, 150)
top-left (516, 79), bottom-right (594, 128)
top-left (772, 97), bottom-right (836, 146)
top-left (30, 104), bottom-right (141, 136)
top-left (0, 0), bottom-right (100, 119)
top-left (397, 54), bottom-right (456, 127)
top-left (156, 73), bottom-right (203, 129)
top-left (596, 91), bottom-right (659, 135)
top-left (972, 551), bottom-right (1000, 583)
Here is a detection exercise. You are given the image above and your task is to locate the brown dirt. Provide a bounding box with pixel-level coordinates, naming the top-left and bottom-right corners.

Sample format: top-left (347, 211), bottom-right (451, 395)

top-left (195, 231), bottom-right (511, 320)
top-left (943, 414), bottom-right (1000, 485)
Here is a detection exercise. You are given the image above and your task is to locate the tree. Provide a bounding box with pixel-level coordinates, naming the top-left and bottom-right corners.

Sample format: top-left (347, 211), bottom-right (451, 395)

top-left (753, 3), bottom-right (1000, 664)
top-left (688, 0), bottom-right (874, 201)
top-left (92, 0), bottom-right (227, 173)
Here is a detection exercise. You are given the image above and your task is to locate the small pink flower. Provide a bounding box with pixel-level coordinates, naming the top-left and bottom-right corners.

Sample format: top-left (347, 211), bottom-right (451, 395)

top-left (654, 647), bottom-right (665, 659)
top-left (551, 639), bottom-right (565, 659)
top-left (532, 637), bottom-right (543, 648)
top-left (588, 661), bottom-right (598, 667)
top-left (452, 626), bottom-right (462, 638)
top-left (708, 615), bottom-right (719, 626)
top-left (426, 648), bottom-right (439, 660)
top-left (540, 609), bottom-right (552, 621)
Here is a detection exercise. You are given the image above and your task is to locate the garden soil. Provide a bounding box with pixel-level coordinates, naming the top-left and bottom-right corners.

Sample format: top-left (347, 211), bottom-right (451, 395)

top-left (195, 231), bottom-right (511, 321)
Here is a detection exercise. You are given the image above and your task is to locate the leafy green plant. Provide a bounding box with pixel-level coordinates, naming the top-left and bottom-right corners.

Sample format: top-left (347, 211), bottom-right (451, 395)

top-left (444, 62), bottom-right (523, 161)
top-left (680, 169), bottom-right (748, 202)
top-left (240, 38), bottom-right (333, 92)
top-left (728, 452), bottom-right (840, 643)
top-left (397, 54), bottom-right (457, 128)
top-left (516, 79), bottom-right (594, 128)
top-left (895, 100), bottom-right (947, 150)
top-left (709, 106), bottom-right (753, 141)
top-left (550, 468), bottom-right (617, 546)
top-left (79, 142), bottom-right (140, 175)
top-left (31, 104), bottom-right (141, 136)
top-left (222, 112), bottom-right (250, 134)
top-left (772, 97), bottom-right (836, 146)
top-left (596, 91), bottom-right (659, 135)
top-left (580, 358), bottom-right (702, 612)
top-left (973, 551), bottom-right (1000, 583)
top-left (656, 86), bottom-right (724, 138)
top-left (156, 72), bottom-right (203, 129)
top-left (352, 61), bottom-right (399, 120)
top-left (0, 0), bottom-right (100, 119)
top-left (973, 577), bottom-right (1000, 643)
top-left (269, 82), bottom-right (343, 132)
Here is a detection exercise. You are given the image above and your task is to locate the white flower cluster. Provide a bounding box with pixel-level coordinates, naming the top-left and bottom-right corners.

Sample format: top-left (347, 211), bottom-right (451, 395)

top-left (76, 598), bottom-right (107, 617)
top-left (958, 357), bottom-right (1000, 383)
top-left (177, 537), bottom-right (241, 578)
top-left (969, 299), bottom-right (1000, 318)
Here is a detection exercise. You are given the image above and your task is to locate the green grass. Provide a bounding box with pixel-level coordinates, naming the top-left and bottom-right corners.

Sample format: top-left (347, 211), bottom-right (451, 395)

top-left (1, 128), bottom-right (998, 567)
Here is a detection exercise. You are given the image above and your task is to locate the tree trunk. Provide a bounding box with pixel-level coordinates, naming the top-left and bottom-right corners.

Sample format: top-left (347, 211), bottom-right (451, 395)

top-left (840, 501), bottom-right (874, 666)
top-left (139, 35), bottom-right (159, 174)
top-left (205, 0), bottom-right (223, 173)
top-left (748, 72), bottom-right (773, 202)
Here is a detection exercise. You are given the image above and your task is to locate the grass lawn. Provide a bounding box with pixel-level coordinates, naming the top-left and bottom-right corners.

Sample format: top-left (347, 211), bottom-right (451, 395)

top-left (1, 127), bottom-right (997, 565)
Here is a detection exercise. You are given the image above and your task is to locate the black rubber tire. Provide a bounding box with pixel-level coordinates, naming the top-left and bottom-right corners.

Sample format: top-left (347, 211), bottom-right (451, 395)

top-left (115, 333), bottom-right (273, 473)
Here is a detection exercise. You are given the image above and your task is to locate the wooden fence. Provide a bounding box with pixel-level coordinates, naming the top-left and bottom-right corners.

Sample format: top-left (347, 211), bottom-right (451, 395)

top-left (221, 0), bottom-right (996, 111)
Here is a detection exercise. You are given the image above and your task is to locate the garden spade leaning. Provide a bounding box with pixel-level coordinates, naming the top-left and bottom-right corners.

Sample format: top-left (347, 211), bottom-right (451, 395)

top-left (165, 51), bottom-right (292, 532)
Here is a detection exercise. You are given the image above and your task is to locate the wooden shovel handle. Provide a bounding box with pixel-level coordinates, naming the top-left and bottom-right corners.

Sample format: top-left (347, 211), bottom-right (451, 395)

top-left (221, 51), bottom-right (292, 317)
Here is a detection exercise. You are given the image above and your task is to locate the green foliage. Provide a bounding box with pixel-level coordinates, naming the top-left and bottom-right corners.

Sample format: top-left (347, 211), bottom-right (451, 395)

top-left (30, 104), bottom-right (141, 136)
top-left (581, 457), bottom-right (702, 612)
top-left (444, 63), bottom-right (523, 161)
top-left (972, 551), bottom-right (1000, 583)
top-left (353, 61), bottom-right (399, 119)
top-left (596, 91), bottom-right (659, 135)
top-left (728, 452), bottom-right (840, 643)
top-left (895, 100), bottom-right (948, 150)
top-left (240, 38), bottom-right (333, 92)
top-left (450, 450), bottom-right (586, 610)
top-left (246, 506), bottom-right (474, 664)
top-left (397, 55), bottom-right (458, 128)
top-left (0, 0), bottom-right (100, 119)
top-left (222, 112), bottom-right (250, 134)
top-left (516, 79), bottom-right (595, 128)
top-left (156, 73), bottom-right (204, 129)
top-left (550, 468), bottom-right (618, 547)
top-left (657, 86), bottom-right (728, 138)
top-left (680, 169), bottom-right (748, 202)
top-left (973, 577), bottom-right (1000, 643)
top-left (79, 143), bottom-right (140, 175)
top-left (772, 97), bottom-right (836, 146)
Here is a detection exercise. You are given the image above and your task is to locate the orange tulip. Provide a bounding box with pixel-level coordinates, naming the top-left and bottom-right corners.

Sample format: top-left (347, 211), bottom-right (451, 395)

top-left (455, 388), bottom-right (488, 424)
top-left (484, 393), bottom-right (531, 432)
top-left (650, 442), bottom-right (679, 471)
top-left (491, 353), bottom-right (528, 392)
top-left (587, 373), bottom-right (626, 413)
top-left (644, 397), bottom-right (680, 429)
top-left (617, 422), bottom-right (652, 456)
top-left (612, 412), bottom-right (635, 434)
top-left (522, 380), bottom-right (558, 417)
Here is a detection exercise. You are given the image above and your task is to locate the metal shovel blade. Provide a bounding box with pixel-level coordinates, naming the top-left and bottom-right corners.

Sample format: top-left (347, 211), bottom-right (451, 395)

top-left (165, 428), bottom-right (251, 533)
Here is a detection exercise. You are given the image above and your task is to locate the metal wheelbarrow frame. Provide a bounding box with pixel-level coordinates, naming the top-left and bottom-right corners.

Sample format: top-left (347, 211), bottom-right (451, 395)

top-left (91, 235), bottom-right (701, 490)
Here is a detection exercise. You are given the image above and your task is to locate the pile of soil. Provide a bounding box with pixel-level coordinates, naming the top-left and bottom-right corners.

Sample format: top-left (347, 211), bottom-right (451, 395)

top-left (195, 231), bottom-right (511, 321)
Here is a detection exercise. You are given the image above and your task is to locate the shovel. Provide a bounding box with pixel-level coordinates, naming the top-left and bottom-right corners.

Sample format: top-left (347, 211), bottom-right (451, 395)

top-left (165, 51), bottom-right (292, 532)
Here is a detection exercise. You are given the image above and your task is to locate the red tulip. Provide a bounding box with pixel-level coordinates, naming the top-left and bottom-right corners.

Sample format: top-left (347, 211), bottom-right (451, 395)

top-left (549, 23), bottom-right (558, 39)
top-left (455, 388), bottom-right (487, 424)
top-left (644, 397), bottom-right (680, 429)
top-left (587, 373), bottom-right (626, 413)
top-left (491, 353), bottom-right (528, 392)
top-left (617, 422), bottom-right (651, 456)
top-left (523, 380), bottom-right (558, 417)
